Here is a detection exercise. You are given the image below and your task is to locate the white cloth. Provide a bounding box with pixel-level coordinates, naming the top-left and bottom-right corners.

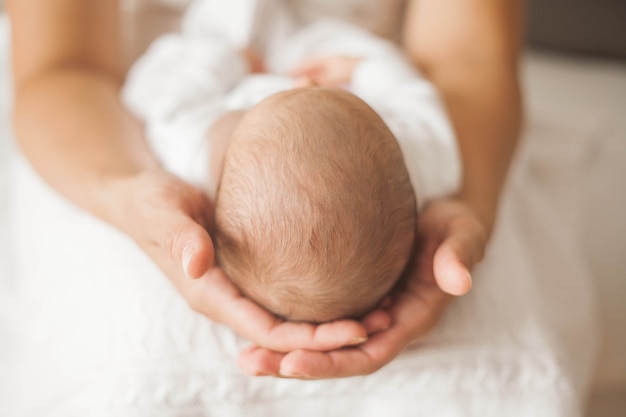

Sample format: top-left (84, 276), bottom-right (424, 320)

top-left (122, 5), bottom-right (460, 207)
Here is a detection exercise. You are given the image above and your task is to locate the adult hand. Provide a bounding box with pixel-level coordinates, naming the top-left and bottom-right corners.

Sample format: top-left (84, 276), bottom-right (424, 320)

top-left (116, 169), bottom-right (385, 352)
top-left (238, 197), bottom-right (487, 377)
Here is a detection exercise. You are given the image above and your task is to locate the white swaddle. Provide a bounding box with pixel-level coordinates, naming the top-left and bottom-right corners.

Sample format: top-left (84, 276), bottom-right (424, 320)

top-left (122, 2), bottom-right (460, 207)
top-left (0, 1), bottom-right (599, 416)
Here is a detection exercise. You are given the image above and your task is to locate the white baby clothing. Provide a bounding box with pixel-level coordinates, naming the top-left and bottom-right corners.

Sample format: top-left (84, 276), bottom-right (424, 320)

top-left (122, 0), bottom-right (460, 208)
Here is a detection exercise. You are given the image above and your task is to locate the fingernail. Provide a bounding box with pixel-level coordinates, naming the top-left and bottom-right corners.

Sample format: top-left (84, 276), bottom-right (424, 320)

top-left (348, 336), bottom-right (368, 345)
top-left (182, 244), bottom-right (196, 277)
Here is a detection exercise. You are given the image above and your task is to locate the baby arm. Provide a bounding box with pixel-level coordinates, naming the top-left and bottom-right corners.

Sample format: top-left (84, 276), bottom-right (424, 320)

top-left (121, 34), bottom-right (258, 188)
top-left (290, 56), bottom-right (362, 86)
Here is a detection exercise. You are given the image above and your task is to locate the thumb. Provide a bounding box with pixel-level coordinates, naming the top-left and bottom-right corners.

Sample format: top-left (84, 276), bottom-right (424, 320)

top-left (164, 215), bottom-right (215, 279)
top-left (432, 229), bottom-right (484, 296)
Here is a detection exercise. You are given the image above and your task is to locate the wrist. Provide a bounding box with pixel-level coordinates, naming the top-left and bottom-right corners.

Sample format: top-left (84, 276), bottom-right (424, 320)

top-left (456, 190), bottom-right (498, 240)
top-left (97, 166), bottom-right (163, 238)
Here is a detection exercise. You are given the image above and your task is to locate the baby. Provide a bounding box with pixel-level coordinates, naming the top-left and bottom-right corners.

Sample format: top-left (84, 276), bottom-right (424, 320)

top-left (212, 86), bottom-right (416, 322)
top-left (123, 3), bottom-right (460, 322)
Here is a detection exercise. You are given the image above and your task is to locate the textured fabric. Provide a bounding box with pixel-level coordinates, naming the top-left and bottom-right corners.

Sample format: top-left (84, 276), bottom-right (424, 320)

top-left (122, 4), bottom-right (459, 206)
top-left (2, 121), bottom-right (597, 416)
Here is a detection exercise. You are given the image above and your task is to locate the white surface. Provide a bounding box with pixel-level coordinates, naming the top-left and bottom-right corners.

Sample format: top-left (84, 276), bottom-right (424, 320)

top-left (521, 52), bottom-right (626, 391)
top-left (0, 13), bottom-right (624, 417)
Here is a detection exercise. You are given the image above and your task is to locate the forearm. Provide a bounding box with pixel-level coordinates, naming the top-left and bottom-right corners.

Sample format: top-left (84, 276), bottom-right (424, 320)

top-left (403, 0), bottom-right (524, 235)
top-left (425, 62), bottom-right (522, 234)
top-left (12, 67), bottom-right (159, 229)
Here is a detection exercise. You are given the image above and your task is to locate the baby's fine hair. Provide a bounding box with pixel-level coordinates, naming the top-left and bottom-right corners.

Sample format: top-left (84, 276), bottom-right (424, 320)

top-left (214, 88), bottom-right (416, 322)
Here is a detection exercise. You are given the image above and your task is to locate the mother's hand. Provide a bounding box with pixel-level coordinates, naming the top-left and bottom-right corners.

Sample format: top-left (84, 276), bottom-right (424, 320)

top-left (117, 169), bottom-right (380, 353)
top-left (238, 198), bottom-right (487, 378)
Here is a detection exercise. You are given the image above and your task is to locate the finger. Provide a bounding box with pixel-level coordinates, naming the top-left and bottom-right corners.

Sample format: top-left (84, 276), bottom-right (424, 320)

top-left (248, 311), bottom-right (368, 351)
top-left (360, 309), bottom-right (391, 334)
top-left (432, 231), bottom-right (480, 295)
top-left (215, 284), bottom-right (367, 351)
top-left (278, 329), bottom-right (403, 379)
top-left (238, 345), bottom-right (283, 376)
top-left (165, 215), bottom-right (215, 279)
top-left (193, 191), bottom-right (214, 231)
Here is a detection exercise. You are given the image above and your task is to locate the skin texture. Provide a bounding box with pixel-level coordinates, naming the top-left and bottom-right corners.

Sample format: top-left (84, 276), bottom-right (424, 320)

top-left (7, 0), bottom-right (523, 379)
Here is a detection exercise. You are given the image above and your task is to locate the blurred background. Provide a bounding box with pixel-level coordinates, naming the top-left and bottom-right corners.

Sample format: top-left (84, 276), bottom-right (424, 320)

top-left (0, 0), bottom-right (624, 416)
top-left (526, 2), bottom-right (626, 415)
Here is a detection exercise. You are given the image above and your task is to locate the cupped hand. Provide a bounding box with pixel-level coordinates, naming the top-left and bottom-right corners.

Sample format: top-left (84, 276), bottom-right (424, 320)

top-left (238, 198), bottom-right (488, 378)
top-left (117, 169), bottom-right (382, 352)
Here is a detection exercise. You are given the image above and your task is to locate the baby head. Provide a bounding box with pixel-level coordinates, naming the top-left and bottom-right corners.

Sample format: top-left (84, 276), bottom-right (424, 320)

top-left (214, 87), bottom-right (416, 322)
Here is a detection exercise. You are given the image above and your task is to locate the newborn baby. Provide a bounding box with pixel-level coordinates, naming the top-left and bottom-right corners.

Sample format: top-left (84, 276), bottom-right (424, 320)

top-left (212, 87), bottom-right (416, 322)
top-left (123, 11), bottom-right (460, 323)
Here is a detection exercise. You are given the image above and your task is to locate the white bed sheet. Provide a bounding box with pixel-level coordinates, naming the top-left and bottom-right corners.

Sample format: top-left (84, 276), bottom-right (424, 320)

top-left (0, 11), bottom-right (624, 415)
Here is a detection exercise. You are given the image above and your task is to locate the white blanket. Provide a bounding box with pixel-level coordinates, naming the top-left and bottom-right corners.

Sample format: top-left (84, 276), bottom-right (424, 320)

top-left (0, 12), bottom-right (604, 417)
top-left (122, 12), bottom-right (460, 208)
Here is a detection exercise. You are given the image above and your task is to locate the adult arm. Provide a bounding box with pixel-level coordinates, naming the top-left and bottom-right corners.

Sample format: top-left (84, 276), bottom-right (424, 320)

top-left (239, 0), bottom-right (523, 378)
top-left (404, 0), bottom-right (524, 236)
top-left (7, 0), bottom-right (374, 352)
